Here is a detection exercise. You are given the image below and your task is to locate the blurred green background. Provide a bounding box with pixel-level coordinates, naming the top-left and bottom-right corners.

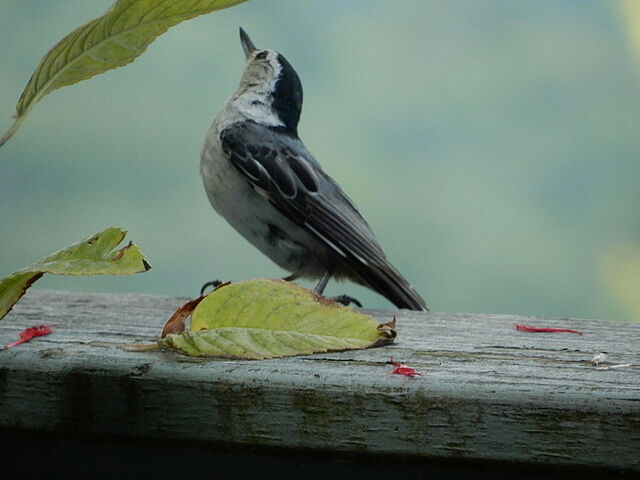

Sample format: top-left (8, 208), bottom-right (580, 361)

top-left (1, 1), bottom-right (639, 320)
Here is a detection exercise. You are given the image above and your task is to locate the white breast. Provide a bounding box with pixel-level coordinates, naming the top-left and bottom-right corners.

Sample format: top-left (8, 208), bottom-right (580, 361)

top-left (199, 110), bottom-right (329, 277)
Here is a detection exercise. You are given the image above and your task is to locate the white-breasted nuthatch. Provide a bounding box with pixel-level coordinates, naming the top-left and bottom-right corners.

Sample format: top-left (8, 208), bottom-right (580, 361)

top-left (200, 28), bottom-right (427, 311)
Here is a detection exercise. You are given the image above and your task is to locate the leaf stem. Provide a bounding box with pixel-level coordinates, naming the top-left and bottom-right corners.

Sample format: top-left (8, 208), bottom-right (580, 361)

top-left (0, 115), bottom-right (24, 148)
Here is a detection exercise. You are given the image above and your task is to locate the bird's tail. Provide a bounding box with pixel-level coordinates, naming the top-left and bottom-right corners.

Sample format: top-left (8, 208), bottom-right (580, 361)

top-left (355, 261), bottom-right (428, 312)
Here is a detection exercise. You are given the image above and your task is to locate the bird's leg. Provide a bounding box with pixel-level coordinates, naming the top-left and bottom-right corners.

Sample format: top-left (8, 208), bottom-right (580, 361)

top-left (282, 273), bottom-right (299, 282)
top-left (314, 269), bottom-right (333, 295)
top-left (313, 270), bottom-right (362, 307)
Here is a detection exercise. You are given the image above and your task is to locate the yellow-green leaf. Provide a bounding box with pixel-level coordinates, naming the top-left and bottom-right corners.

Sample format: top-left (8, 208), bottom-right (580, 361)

top-left (162, 279), bottom-right (396, 359)
top-left (0, 0), bottom-right (249, 147)
top-left (0, 227), bottom-right (150, 320)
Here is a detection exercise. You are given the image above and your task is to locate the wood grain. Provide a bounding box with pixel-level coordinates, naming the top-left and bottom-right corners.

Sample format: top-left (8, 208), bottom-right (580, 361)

top-left (0, 289), bottom-right (638, 472)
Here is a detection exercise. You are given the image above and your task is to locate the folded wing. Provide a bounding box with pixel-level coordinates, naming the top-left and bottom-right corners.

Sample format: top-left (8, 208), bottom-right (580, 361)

top-left (221, 121), bottom-right (427, 311)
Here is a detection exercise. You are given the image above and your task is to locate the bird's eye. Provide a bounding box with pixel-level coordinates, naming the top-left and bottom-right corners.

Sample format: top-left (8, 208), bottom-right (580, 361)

top-left (255, 51), bottom-right (268, 60)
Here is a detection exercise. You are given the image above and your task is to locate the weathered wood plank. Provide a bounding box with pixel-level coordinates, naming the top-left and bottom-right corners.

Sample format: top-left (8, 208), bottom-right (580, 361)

top-left (0, 289), bottom-right (639, 473)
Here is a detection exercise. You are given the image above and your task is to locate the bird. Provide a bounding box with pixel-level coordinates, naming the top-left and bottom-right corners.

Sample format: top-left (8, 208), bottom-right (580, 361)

top-left (200, 28), bottom-right (428, 311)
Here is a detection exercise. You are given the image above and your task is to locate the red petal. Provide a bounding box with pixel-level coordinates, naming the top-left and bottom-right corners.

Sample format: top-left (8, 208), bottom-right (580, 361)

top-left (4, 324), bottom-right (57, 349)
top-left (514, 324), bottom-right (582, 335)
top-left (389, 361), bottom-right (423, 377)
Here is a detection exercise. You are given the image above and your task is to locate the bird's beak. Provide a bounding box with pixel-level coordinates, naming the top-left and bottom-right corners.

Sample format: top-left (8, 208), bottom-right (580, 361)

top-left (239, 27), bottom-right (257, 59)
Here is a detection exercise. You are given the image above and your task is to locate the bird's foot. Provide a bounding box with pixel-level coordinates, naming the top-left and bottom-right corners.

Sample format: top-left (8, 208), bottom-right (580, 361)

top-left (200, 280), bottom-right (229, 296)
top-left (329, 295), bottom-right (363, 308)
top-left (282, 273), bottom-right (299, 282)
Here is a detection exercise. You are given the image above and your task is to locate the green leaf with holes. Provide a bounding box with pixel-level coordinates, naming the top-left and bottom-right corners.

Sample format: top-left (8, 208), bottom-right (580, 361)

top-left (0, 0), bottom-right (249, 147)
top-left (161, 279), bottom-right (397, 359)
top-left (0, 227), bottom-right (150, 320)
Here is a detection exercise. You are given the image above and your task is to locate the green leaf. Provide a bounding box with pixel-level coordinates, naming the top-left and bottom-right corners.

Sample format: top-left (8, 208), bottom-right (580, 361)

top-left (0, 0), bottom-right (249, 147)
top-left (0, 227), bottom-right (150, 320)
top-left (162, 279), bottom-right (396, 359)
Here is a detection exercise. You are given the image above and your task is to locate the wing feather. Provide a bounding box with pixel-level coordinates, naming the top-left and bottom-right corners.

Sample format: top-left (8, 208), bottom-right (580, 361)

top-left (220, 121), bottom-right (427, 311)
top-left (221, 122), bottom-right (383, 264)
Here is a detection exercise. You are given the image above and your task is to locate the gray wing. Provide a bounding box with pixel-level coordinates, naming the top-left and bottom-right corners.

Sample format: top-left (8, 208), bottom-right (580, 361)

top-left (220, 121), bottom-right (427, 311)
top-left (220, 122), bottom-right (386, 264)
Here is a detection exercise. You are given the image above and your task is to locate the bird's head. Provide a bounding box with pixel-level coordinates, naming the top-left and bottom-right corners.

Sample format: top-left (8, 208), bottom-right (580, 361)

top-left (235, 28), bottom-right (303, 135)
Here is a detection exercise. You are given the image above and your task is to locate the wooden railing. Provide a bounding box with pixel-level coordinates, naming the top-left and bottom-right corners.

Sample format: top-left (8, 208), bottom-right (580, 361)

top-left (1, 290), bottom-right (638, 478)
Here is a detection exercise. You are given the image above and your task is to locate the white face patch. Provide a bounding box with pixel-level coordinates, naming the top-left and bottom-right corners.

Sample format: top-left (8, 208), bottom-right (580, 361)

top-left (230, 50), bottom-right (284, 127)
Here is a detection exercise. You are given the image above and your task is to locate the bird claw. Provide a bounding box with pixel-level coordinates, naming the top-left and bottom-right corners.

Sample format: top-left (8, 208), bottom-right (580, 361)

top-left (200, 280), bottom-right (226, 296)
top-left (330, 295), bottom-right (362, 308)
